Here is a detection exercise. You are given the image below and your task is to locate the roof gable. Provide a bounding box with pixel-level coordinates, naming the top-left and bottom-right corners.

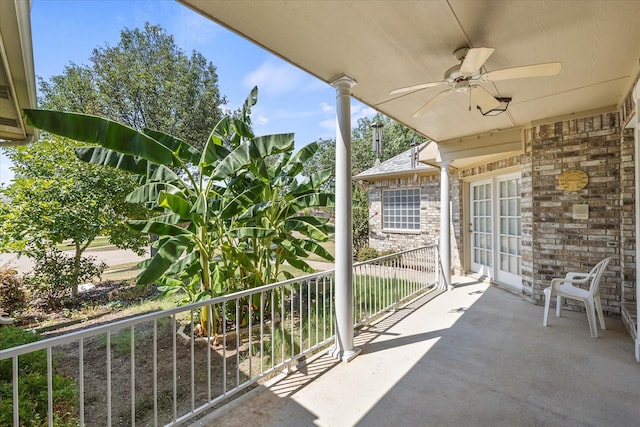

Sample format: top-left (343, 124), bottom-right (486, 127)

top-left (356, 143), bottom-right (437, 180)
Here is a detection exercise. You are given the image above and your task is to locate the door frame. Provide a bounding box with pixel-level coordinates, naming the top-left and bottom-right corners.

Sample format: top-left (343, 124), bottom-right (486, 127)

top-left (464, 168), bottom-right (522, 291)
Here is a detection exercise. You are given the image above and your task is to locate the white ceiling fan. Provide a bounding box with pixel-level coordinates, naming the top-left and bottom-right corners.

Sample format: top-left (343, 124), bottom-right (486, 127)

top-left (389, 47), bottom-right (562, 117)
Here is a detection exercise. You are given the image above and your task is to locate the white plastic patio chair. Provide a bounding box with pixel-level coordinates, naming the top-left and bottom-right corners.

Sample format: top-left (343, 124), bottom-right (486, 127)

top-left (542, 257), bottom-right (611, 337)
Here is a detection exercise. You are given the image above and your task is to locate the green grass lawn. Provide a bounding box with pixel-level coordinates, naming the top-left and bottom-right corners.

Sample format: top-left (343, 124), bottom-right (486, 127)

top-left (101, 262), bottom-right (142, 281)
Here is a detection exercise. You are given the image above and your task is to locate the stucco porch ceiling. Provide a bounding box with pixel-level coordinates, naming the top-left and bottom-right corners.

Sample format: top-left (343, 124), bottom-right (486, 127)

top-left (180, 0), bottom-right (640, 149)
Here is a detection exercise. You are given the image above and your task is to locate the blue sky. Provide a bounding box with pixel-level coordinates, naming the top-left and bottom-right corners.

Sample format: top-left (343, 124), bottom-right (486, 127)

top-left (0, 0), bottom-right (376, 184)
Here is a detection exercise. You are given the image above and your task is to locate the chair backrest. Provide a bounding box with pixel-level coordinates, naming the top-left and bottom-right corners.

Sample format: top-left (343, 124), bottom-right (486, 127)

top-left (587, 257), bottom-right (611, 295)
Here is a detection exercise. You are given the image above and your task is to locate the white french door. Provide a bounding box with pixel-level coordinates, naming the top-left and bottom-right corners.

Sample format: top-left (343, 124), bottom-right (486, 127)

top-left (470, 174), bottom-right (522, 291)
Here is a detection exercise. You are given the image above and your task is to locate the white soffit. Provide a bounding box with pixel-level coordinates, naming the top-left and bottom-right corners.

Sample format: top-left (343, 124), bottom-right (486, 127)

top-left (0, 0), bottom-right (37, 145)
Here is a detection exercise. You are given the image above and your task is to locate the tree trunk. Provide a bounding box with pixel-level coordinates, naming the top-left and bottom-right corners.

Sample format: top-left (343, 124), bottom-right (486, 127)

top-left (71, 241), bottom-right (82, 298)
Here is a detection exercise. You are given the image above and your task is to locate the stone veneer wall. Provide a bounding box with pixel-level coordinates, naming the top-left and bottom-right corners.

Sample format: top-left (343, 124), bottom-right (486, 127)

top-left (522, 112), bottom-right (625, 316)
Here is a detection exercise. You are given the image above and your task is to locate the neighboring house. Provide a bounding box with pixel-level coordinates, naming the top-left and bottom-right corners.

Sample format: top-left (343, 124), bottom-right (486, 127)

top-left (355, 143), bottom-right (441, 252)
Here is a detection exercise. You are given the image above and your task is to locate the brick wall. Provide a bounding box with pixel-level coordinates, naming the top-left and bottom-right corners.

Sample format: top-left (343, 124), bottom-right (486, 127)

top-left (368, 173), bottom-right (441, 253)
top-left (459, 156), bottom-right (523, 180)
top-left (368, 171), bottom-right (463, 275)
top-left (620, 128), bottom-right (636, 318)
top-left (522, 112), bottom-right (624, 316)
top-left (450, 173), bottom-right (462, 274)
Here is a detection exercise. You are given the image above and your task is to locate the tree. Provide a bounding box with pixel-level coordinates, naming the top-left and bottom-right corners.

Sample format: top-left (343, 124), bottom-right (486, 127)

top-left (38, 23), bottom-right (227, 151)
top-left (352, 182), bottom-right (370, 252)
top-left (23, 87), bottom-right (335, 334)
top-left (308, 114), bottom-right (426, 176)
top-left (0, 137), bottom-right (148, 298)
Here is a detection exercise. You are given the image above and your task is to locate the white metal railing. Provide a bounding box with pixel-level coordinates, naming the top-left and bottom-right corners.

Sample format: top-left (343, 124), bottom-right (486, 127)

top-left (0, 245), bottom-right (442, 426)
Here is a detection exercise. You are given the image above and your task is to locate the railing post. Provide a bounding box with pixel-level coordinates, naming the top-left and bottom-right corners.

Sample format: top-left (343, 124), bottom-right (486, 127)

top-left (329, 74), bottom-right (361, 362)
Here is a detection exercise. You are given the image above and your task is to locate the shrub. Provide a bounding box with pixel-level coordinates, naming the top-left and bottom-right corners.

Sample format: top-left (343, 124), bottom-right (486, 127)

top-left (357, 246), bottom-right (379, 261)
top-left (0, 265), bottom-right (27, 317)
top-left (0, 326), bottom-right (78, 426)
top-left (379, 250), bottom-right (396, 257)
top-left (0, 326), bottom-right (44, 378)
top-left (26, 249), bottom-right (106, 310)
top-left (352, 183), bottom-right (369, 251)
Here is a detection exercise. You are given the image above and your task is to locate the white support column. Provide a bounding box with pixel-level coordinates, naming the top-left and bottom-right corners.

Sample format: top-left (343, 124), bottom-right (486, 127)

top-left (440, 160), bottom-right (452, 290)
top-left (330, 74), bottom-right (360, 362)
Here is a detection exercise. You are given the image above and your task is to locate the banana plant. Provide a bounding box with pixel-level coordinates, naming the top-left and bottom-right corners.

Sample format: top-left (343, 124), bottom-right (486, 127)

top-left (23, 87), bottom-right (335, 333)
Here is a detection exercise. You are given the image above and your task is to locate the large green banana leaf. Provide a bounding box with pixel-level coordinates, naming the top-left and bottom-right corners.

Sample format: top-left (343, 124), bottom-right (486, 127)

top-left (212, 133), bottom-right (294, 180)
top-left (289, 170), bottom-right (333, 195)
top-left (128, 219), bottom-right (192, 237)
top-left (143, 129), bottom-right (201, 165)
top-left (137, 234), bottom-right (192, 284)
top-left (23, 109), bottom-right (174, 165)
top-left (283, 141), bottom-right (319, 176)
top-left (75, 147), bottom-right (148, 175)
top-left (126, 183), bottom-right (184, 205)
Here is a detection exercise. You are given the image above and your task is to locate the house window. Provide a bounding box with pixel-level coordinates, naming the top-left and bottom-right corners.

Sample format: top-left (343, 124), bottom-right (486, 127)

top-left (382, 188), bottom-right (420, 230)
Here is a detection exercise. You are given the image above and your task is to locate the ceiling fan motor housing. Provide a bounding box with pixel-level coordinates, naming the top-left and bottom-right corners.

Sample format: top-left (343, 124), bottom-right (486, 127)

top-left (454, 80), bottom-right (470, 93)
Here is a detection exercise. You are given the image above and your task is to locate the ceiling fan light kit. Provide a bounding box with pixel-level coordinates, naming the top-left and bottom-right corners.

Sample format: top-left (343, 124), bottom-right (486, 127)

top-left (390, 47), bottom-right (561, 117)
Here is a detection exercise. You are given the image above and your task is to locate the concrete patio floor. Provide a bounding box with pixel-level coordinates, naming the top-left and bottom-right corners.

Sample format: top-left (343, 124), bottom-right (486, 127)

top-left (193, 277), bottom-right (640, 427)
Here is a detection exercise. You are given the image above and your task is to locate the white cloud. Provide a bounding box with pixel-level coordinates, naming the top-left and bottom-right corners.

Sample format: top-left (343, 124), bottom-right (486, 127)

top-left (320, 102), bottom-right (334, 113)
top-left (351, 104), bottom-right (377, 121)
top-left (167, 7), bottom-right (224, 49)
top-left (243, 61), bottom-right (305, 95)
top-left (319, 118), bottom-right (336, 131)
top-left (255, 115), bottom-right (269, 125)
top-left (271, 109), bottom-right (316, 120)
top-left (311, 100), bottom-right (378, 141)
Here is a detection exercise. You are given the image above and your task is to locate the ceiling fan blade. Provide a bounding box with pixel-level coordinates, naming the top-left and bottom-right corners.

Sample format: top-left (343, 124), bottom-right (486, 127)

top-left (389, 81), bottom-right (447, 95)
top-left (470, 86), bottom-right (501, 111)
top-left (482, 62), bottom-right (562, 82)
top-left (460, 47), bottom-right (495, 73)
top-left (412, 90), bottom-right (452, 117)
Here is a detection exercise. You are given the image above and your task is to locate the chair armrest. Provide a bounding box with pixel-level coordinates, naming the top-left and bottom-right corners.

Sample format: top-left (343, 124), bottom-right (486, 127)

top-left (550, 276), bottom-right (590, 287)
top-left (565, 272), bottom-right (588, 281)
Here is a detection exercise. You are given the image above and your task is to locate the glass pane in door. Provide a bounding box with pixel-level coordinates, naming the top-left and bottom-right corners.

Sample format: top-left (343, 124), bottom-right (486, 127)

top-left (471, 182), bottom-right (492, 273)
top-left (498, 178), bottom-right (521, 276)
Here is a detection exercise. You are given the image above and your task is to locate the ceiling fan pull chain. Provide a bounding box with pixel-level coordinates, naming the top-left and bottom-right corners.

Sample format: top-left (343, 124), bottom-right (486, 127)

top-left (468, 90), bottom-right (472, 112)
